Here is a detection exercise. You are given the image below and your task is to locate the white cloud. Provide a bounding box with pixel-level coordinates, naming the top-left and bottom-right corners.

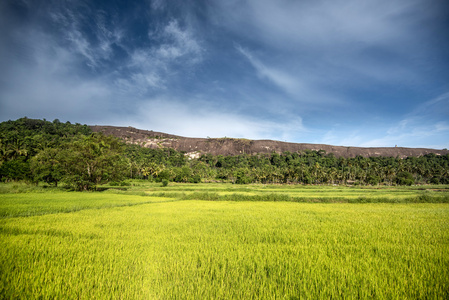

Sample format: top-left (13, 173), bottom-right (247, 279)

top-left (235, 45), bottom-right (343, 105)
top-left (215, 0), bottom-right (427, 49)
top-left (383, 92), bottom-right (449, 137)
top-left (316, 97), bottom-right (449, 148)
top-left (49, 6), bottom-right (124, 69)
top-left (320, 129), bottom-right (363, 147)
top-left (409, 92), bottom-right (449, 117)
top-left (116, 20), bottom-right (204, 94)
top-left (1, 0), bottom-right (446, 150)
top-left (353, 92), bottom-right (449, 148)
top-left (0, 1), bottom-right (208, 126)
top-left (387, 119), bottom-right (410, 135)
top-left (156, 20), bottom-right (203, 61)
top-left (360, 120), bottom-right (449, 149)
top-left (213, 0), bottom-right (437, 86)
top-left (435, 122), bottom-right (449, 133)
top-left (236, 46), bottom-right (302, 95)
top-left (0, 23), bottom-right (114, 123)
top-left (132, 98), bottom-right (306, 141)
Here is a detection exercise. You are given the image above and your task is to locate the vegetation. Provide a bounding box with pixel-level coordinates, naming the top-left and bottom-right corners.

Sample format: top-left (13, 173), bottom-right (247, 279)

top-left (1, 183), bottom-right (448, 298)
top-left (2, 118), bottom-right (448, 298)
top-left (1, 118), bottom-right (449, 188)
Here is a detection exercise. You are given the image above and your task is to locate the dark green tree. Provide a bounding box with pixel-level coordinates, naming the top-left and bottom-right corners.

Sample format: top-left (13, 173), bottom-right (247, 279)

top-left (58, 134), bottom-right (127, 190)
top-left (30, 148), bottom-right (64, 186)
top-left (395, 171), bottom-right (415, 186)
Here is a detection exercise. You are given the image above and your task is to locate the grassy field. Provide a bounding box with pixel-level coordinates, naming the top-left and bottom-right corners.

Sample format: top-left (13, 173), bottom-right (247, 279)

top-left (1, 182), bottom-right (449, 298)
top-left (141, 181), bottom-right (449, 203)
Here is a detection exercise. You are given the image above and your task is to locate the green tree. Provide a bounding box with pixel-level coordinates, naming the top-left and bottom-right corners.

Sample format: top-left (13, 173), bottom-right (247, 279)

top-left (141, 162), bottom-right (165, 180)
top-left (58, 134), bottom-right (127, 190)
top-left (235, 168), bottom-right (251, 184)
top-left (174, 166), bottom-right (193, 183)
top-left (0, 157), bottom-right (30, 181)
top-left (30, 148), bottom-right (64, 186)
top-left (395, 171), bottom-right (414, 186)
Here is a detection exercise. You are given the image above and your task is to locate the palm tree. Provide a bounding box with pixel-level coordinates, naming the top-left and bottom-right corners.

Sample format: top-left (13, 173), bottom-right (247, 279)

top-left (6, 140), bottom-right (28, 160)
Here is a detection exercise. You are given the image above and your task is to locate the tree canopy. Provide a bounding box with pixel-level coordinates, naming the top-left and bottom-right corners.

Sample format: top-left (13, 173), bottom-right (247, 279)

top-left (1, 118), bottom-right (448, 188)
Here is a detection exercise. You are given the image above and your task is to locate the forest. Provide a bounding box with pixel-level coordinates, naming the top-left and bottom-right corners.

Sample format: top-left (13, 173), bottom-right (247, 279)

top-left (1, 117), bottom-right (448, 190)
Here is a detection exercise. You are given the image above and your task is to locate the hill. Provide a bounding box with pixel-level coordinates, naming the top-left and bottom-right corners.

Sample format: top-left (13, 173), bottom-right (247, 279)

top-left (90, 125), bottom-right (449, 158)
top-left (2, 118), bottom-right (448, 186)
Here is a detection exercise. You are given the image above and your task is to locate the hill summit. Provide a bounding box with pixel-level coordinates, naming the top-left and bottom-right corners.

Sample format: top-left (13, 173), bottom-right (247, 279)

top-left (90, 125), bottom-right (448, 159)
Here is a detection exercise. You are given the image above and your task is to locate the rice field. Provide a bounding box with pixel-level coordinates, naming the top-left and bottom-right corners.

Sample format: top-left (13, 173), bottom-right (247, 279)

top-left (1, 182), bottom-right (448, 298)
top-left (143, 182), bottom-right (449, 203)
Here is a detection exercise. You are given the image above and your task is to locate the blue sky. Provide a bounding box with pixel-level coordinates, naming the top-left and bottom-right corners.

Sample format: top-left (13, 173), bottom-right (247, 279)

top-left (1, 0), bottom-right (448, 148)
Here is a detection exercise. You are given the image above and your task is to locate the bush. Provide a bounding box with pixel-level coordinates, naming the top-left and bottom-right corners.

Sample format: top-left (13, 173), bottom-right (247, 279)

top-left (429, 177), bottom-right (440, 184)
top-left (367, 175), bottom-right (380, 185)
top-left (189, 174), bottom-right (201, 183)
top-left (395, 171), bottom-right (415, 186)
top-left (235, 169), bottom-right (251, 184)
top-left (303, 175), bottom-right (312, 184)
top-left (161, 179), bottom-right (169, 187)
top-left (157, 170), bottom-right (172, 182)
top-left (0, 158), bottom-right (31, 181)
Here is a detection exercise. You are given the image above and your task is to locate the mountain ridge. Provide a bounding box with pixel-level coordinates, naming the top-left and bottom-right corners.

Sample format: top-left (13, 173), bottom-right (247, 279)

top-left (90, 125), bottom-right (449, 159)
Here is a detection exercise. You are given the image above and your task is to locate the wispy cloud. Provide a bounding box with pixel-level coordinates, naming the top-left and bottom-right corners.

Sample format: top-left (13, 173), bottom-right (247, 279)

top-left (236, 45), bottom-right (302, 96)
top-left (133, 97), bottom-right (306, 141)
top-left (235, 45), bottom-right (343, 105)
top-left (0, 30), bottom-right (112, 123)
top-left (215, 0), bottom-right (431, 49)
top-left (49, 5), bottom-right (124, 69)
top-left (117, 20), bottom-right (204, 94)
top-left (385, 92), bottom-right (449, 137)
top-left (154, 20), bottom-right (203, 62)
top-left (315, 92), bottom-right (449, 148)
top-left (409, 92), bottom-right (449, 117)
top-left (320, 128), bottom-right (365, 147)
top-left (1, 0), bottom-right (447, 149)
top-left (362, 115), bottom-right (449, 149)
top-left (213, 0), bottom-right (442, 86)
top-left (318, 118), bottom-right (449, 149)
top-left (360, 122), bottom-right (449, 149)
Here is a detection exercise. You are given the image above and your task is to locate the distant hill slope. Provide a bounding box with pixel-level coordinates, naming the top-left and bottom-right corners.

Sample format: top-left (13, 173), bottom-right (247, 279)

top-left (90, 125), bottom-right (449, 158)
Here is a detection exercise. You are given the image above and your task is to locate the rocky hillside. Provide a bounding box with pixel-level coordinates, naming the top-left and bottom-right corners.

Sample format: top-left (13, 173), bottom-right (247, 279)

top-left (90, 125), bottom-right (449, 159)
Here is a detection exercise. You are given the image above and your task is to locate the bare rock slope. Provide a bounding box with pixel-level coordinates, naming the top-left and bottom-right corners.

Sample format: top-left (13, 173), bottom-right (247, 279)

top-left (90, 125), bottom-right (449, 158)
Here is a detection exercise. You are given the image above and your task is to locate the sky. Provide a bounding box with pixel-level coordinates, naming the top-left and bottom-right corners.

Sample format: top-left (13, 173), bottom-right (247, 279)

top-left (1, 0), bottom-right (448, 149)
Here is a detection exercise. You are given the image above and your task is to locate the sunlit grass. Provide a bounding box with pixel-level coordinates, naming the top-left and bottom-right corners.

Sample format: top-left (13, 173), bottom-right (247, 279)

top-left (141, 182), bottom-right (449, 203)
top-left (0, 192), bottom-right (174, 218)
top-left (1, 182), bottom-right (449, 298)
top-left (1, 197), bottom-right (449, 298)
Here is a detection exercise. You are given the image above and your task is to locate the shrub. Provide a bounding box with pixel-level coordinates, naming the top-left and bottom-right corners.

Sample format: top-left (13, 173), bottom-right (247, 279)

top-left (395, 171), bottom-right (415, 186)
top-left (303, 175), bottom-right (313, 184)
top-left (189, 174), bottom-right (201, 183)
top-left (157, 170), bottom-right (172, 182)
top-left (367, 175), bottom-right (380, 185)
top-left (235, 170), bottom-right (251, 184)
top-left (429, 177), bottom-right (440, 184)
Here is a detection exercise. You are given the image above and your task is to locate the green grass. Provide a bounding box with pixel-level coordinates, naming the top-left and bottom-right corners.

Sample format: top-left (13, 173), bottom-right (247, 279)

top-left (142, 182), bottom-right (449, 203)
top-left (0, 191), bottom-right (175, 218)
top-left (1, 182), bottom-right (449, 298)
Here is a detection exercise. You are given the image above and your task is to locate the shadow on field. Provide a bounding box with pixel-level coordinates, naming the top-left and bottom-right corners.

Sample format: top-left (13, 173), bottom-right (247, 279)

top-left (0, 226), bottom-right (99, 239)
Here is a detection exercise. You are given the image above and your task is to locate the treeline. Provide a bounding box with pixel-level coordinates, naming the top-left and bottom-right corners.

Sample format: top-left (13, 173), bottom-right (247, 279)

top-left (1, 118), bottom-right (448, 190)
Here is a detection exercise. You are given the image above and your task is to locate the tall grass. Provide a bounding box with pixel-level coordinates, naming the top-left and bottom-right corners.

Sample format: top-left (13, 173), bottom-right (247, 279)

top-left (140, 182), bottom-right (449, 203)
top-left (1, 199), bottom-right (448, 299)
top-left (148, 191), bottom-right (449, 203)
top-left (0, 192), bottom-right (174, 218)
